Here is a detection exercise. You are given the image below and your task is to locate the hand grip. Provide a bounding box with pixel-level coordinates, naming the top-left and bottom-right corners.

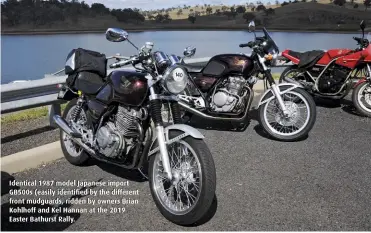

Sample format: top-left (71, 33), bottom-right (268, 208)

top-left (239, 43), bottom-right (250, 48)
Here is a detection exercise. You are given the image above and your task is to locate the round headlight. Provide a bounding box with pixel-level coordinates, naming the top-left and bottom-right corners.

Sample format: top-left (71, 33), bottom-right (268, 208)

top-left (163, 65), bottom-right (188, 94)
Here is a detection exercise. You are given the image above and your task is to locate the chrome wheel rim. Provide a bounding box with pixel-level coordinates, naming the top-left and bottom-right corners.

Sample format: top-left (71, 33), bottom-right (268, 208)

top-left (263, 91), bottom-right (311, 136)
top-left (152, 140), bottom-right (202, 215)
top-left (357, 83), bottom-right (371, 113)
top-left (62, 106), bottom-right (86, 157)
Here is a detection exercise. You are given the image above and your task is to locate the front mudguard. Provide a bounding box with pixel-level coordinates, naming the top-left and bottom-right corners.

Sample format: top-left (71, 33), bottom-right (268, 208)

top-left (258, 83), bottom-right (302, 107)
top-left (147, 124), bottom-right (204, 157)
top-left (354, 77), bottom-right (371, 88)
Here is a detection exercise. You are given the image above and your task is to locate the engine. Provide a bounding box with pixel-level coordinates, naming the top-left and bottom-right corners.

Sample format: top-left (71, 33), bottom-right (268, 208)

top-left (318, 66), bottom-right (350, 93)
top-left (95, 105), bottom-right (145, 158)
top-left (210, 76), bottom-right (247, 113)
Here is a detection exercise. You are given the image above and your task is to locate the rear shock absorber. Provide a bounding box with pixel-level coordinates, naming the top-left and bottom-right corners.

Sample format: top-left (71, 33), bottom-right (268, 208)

top-left (71, 97), bottom-right (84, 122)
top-left (170, 101), bottom-right (182, 124)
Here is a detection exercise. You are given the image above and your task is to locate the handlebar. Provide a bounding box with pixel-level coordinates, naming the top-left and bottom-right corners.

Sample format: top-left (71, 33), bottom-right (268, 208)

top-left (109, 55), bottom-right (139, 69)
top-left (239, 43), bottom-right (250, 48)
top-left (353, 36), bottom-right (369, 48)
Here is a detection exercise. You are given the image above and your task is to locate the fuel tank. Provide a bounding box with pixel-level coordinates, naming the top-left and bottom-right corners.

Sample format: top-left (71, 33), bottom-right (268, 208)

top-left (96, 70), bottom-right (148, 106)
top-left (202, 54), bottom-right (254, 77)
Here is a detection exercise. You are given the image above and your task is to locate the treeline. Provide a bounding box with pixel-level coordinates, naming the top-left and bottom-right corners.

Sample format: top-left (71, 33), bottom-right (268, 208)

top-left (1, 0), bottom-right (145, 27)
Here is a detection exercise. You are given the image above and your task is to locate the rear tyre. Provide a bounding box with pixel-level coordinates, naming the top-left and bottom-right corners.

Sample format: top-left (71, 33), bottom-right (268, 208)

top-left (60, 99), bottom-right (90, 166)
top-left (148, 131), bottom-right (216, 226)
top-left (279, 66), bottom-right (301, 84)
top-left (352, 81), bottom-right (371, 117)
top-left (258, 87), bottom-right (317, 141)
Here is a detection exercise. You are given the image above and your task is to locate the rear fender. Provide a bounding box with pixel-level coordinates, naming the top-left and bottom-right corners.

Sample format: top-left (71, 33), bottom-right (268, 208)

top-left (147, 124), bottom-right (204, 158)
top-left (258, 83), bottom-right (301, 107)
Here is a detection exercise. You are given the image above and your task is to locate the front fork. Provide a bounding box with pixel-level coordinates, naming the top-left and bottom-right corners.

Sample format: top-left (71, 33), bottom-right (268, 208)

top-left (149, 87), bottom-right (173, 180)
top-left (258, 54), bottom-right (289, 115)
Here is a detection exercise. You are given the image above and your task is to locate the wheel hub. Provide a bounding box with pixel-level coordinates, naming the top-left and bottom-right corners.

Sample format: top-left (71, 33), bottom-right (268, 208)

top-left (275, 101), bottom-right (299, 126)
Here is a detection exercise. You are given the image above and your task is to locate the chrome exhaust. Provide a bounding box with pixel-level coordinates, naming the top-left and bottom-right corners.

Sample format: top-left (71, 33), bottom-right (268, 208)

top-left (178, 87), bottom-right (253, 122)
top-left (53, 115), bottom-right (82, 138)
top-left (53, 115), bottom-right (96, 156)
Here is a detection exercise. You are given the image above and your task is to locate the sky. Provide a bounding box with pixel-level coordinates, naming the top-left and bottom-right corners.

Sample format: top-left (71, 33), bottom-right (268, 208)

top-left (81, 0), bottom-right (252, 10)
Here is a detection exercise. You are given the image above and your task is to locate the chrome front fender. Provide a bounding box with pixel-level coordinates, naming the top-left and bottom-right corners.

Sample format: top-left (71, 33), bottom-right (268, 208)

top-left (147, 124), bottom-right (204, 157)
top-left (258, 83), bottom-right (302, 107)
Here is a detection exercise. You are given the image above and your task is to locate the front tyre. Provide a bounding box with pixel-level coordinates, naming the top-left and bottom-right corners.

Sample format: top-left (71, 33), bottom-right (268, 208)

top-left (258, 87), bottom-right (316, 141)
top-left (148, 131), bottom-right (216, 226)
top-left (352, 81), bottom-right (371, 117)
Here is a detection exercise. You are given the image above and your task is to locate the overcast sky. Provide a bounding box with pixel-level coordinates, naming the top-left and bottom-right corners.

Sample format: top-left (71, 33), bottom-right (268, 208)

top-left (81, 0), bottom-right (251, 10)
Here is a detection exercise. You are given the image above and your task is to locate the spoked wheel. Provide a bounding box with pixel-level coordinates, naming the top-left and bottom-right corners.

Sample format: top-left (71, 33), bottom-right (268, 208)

top-left (279, 66), bottom-right (306, 85)
top-left (352, 81), bottom-right (371, 117)
top-left (149, 131), bottom-right (216, 226)
top-left (60, 99), bottom-right (90, 165)
top-left (258, 88), bottom-right (317, 141)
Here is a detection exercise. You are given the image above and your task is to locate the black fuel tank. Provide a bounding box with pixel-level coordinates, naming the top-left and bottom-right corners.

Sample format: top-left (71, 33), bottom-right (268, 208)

top-left (96, 70), bottom-right (148, 106)
top-left (202, 54), bottom-right (254, 77)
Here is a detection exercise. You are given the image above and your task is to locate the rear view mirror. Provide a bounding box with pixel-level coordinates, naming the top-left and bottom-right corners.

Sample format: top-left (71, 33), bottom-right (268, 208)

top-left (106, 28), bottom-right (128, 42)
top-left (183, 46), bottom-right (196, 58)
top-left (248, 21), bottom-right (256, 32)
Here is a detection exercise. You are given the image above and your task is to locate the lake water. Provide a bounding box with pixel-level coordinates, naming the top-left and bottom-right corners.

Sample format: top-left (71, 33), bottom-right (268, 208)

top-left (1, 30), bottom-right (360, 84)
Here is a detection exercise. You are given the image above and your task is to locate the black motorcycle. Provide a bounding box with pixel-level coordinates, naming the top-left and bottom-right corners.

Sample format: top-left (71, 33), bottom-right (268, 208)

top-left (54, 28), bottom-right (216, 226)
top-left (177, 21), bottom-right (317, 141)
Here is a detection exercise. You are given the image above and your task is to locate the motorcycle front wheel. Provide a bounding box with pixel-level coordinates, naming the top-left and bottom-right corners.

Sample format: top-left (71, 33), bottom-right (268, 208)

top-left (352, 81), bottom-right (371, 117)
top-left (148, 131), bottom-right (216, 226)
top-left (258, 87), bottom-right (317, 141)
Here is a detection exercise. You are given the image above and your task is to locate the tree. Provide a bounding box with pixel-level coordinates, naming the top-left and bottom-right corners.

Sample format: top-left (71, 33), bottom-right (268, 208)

top-left (333, 0), bottom-right (346, 6)
top-left (188, 14), bottom-right (196, 23)
top-left (243, 12), bottom-right (256, 22)
top-left (177, 9), bottom-right (183, 15)
top-left (281, 1), bottom-right (290, 6)
top-left (236, 5), bottom-right (246, 13)
top-left (215, 9), bottom-right (222, 15)
top-left (265, 8), bottom-right (275, 15)
top-left (365, 0), bottom-right (371, 10)
top-left (256, 4), bottom-right (266, 11)
top-left (206, 6), bottom-right (213, 14)
top-left (275, 0), bottom-right (280, 4)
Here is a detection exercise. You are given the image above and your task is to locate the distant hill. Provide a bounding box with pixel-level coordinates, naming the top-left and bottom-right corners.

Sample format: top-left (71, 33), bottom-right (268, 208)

top-left (1, 0), bottom-right (371, 34)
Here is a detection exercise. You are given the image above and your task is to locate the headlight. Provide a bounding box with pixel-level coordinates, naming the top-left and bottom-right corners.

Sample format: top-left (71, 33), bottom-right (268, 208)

top-left (163, 65), bottom-right (188, 94)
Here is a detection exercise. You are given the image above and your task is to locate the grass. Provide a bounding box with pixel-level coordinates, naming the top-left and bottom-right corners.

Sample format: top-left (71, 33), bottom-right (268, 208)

top-left (1, 104), bottom-right (67, 124)
top-left (1, 75), bottom-right (281, 124)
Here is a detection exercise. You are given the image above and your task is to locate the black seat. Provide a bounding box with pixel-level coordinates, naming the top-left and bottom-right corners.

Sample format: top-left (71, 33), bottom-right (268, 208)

top-left (288, 50), bottom-right (325, 69)
top-left (182, 63), bottom-right (204, 73)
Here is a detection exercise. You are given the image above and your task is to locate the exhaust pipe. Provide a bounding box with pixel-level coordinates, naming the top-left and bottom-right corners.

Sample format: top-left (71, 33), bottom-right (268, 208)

top-left (53, 115), bottom-right (82, 138)
top-left (178, 90), bottom-right (253, 122)
top-left (53, 114), bottom-right (97, 156)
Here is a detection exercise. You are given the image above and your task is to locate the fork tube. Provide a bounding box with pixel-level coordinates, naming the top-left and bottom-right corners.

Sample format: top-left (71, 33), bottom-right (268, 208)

top-left (149, 87), bottom-right (172, 180)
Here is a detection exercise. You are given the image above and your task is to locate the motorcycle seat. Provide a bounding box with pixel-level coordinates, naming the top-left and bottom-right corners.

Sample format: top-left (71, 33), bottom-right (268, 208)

top-left (286, 50), bottom-right (325, 69)
top-left (182, 63), bottom-right (204, 73)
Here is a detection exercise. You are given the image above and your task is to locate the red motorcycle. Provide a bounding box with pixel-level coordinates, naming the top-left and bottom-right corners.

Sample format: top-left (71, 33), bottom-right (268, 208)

top-left (279, 20), bottom-right (371, 117)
